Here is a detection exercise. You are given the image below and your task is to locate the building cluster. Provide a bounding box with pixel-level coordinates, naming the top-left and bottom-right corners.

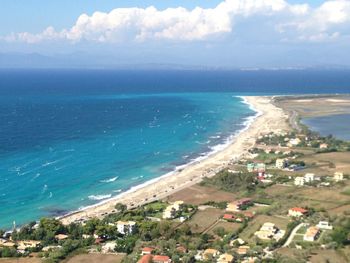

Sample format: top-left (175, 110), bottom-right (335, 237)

top-left (254, 222), bottom-right (285, 241)
top-left (294, 173), bottom-right (315, 186)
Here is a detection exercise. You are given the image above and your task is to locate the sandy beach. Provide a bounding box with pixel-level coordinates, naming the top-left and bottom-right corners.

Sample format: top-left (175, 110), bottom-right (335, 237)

top-left (60, 96), bottom-right (289, 225)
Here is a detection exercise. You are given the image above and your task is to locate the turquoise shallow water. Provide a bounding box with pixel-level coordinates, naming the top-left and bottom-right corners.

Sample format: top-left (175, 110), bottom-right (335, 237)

top-left (0, 92), bottom-right (254, 228)
top-left (302, 114), bottom-right (350, 141)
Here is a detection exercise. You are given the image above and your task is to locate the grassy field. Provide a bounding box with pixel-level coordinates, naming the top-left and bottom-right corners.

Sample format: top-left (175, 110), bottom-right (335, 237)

top-left (0, 259), bottom-right (42, 263)
top-left (207, 221), bottom-right (242, 236)
top-left (300, 152), bottom-right (350, 174)
top-left (165, 184), bottom-right (236, 205)
top-left (186, 207), bottom-right (223, 233)
top-left (64, 254), bottom-right (125, 263)
top-left (309, 249), bottom-right (348, 263)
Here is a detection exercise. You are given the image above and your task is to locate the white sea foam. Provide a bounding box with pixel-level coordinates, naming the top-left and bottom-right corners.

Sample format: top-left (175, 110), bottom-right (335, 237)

top-left (100, 176), bottom-right (119, 183)
top-left (88, 194), bottom-right (112, 201)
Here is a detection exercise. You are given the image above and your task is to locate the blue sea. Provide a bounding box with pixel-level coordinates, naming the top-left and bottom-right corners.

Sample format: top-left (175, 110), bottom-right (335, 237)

top-left (0, 69), bottom-right (350, 228)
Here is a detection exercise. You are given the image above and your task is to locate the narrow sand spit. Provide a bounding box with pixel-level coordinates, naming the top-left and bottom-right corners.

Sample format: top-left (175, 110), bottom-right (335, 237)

top-left (60, 96), bottom-right (289, 225)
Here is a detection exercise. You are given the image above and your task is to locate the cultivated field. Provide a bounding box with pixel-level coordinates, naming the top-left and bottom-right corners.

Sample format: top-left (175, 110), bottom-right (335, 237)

top-left (64, 253), bottom-right (125, 263)
top-left (0, 259), bottom-right (42, 263)
top-left (166, 184), bottom-right (236, 205)
top-left (186, 207), bottom-right (223, 233)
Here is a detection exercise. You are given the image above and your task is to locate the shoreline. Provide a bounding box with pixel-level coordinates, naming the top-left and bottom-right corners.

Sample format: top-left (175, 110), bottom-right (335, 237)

top-left (60, 96), bottom-right (289, 225)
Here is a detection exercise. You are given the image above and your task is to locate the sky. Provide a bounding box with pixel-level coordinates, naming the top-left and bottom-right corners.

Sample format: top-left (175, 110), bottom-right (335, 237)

top-left (0, 0), bottom-right (349, 68)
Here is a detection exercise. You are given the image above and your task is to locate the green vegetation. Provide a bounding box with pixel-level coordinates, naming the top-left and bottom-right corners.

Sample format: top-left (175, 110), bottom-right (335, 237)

top-left (200, 169), bottom-right (259, 193)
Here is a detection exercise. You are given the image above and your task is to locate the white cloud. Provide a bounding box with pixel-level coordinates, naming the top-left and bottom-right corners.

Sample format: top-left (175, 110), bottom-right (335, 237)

top-left (3, 0), bottom-right (350, 44)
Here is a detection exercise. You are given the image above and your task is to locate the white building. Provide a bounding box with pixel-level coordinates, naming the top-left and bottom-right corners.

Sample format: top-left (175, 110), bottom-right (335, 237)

top-left (288, 138), bottom-right (301, 147)
top-left (294, 177), bottom-right (305, 186)
top-left (276, 158), bottom-right (288, 169)
top-left (303, 226), bottom-right (320, 242)
top-left (117, 221), bottom-right (136, 235)
top-left (304, 173), bottom-right (315, 183)
top-left (334, 172), bottom-right (344, 182)
top-left (317, 221), bottom-right (333, 230)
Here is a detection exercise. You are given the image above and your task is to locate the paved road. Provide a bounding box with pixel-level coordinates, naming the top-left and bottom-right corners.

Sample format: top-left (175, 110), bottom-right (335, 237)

top-left (282, 223), bottom-right (306, 247)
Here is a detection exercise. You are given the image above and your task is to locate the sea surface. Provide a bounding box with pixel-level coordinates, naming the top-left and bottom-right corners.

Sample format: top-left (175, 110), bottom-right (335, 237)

top-left (302, 114), bottom-right (350, 141)
top-left (0, 69), bottom-right (350, 228)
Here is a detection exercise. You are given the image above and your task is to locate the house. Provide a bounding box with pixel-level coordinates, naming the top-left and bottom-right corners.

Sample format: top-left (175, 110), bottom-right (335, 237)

top-left (141, 247), bottom-right (155, 255)
top-left (217, 253), bottom-right (234, 263)
top-left (237, 245), bottom-right (250, 255)
top-left (247, 163), bottom-right (266, 173)
top-left (288, 138), bottom-right (301, 147)
top-left (255, 222), bottom-right (284, 241)
top-left (163, 201), bottom-right (184, 219)
top-left (319, 143), bottom-right (328, 149)
top-left (117, 221), bottom-right (136, 235)
top-left (55, 234), bottom-right (69, 240)
top-left (317, 221), bottom-right (333, 230)
top-left (223, 214), bottom-right (235, 221)
top-left (230, 238), bottom-right (245, 246)
top-left (17, 240), bottom-right (41, 250)
top-left (153, 255), bottom-right (171, 263)
top-left (303, 226), bottom-right (320, 242)
top-left (288, 207), bottom-right (308, 218)
top-left (334, 172), bottom-right (344, 182)
top-left (226, 198), bottom-right (252, 212)
top-left (0, 238), bottom-right (15, 247)
top-left (203, 248), bottom-right (220, 260)
top-left (276, 158), bottom-right (288, 169)
top-left (138, 254), bottom-right (153, 263)
top-left (243, 211), bottom-right (255, 220)
top-left (304, 173), bottom-right (315, 183)
top-left (294, 176), bottom-right (305, 186)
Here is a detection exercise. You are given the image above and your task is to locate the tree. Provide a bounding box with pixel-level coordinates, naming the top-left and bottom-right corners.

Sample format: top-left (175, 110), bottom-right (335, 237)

top-left (39, 218), bottom-right (64, 235)
top-left (83, 218), bottom-right (100, 235)
top-left (213, 227), bottom-right (226, 238)
top-left (115, 236), bottom-right (138, 253)
top-left (115, 203), bottom-right (127, 212)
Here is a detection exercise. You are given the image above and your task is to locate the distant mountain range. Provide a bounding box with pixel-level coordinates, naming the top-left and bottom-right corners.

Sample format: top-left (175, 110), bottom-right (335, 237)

top-left (1, 52), bottom-right (350, 70)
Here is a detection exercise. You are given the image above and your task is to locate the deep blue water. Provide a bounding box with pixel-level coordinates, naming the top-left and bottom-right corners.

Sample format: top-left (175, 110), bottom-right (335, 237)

top-left (0, 69), bottom-right (350, 228)
top-left (302, 114), bottom-right (350, 141)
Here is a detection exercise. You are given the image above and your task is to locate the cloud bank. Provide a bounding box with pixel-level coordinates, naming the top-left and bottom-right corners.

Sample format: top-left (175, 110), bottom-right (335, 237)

top-left (3, 0), bottom-right (350, 44)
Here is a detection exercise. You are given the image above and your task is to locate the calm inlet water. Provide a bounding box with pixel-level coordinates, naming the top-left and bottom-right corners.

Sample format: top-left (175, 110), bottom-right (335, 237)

top-left (302, 114), bottom-right (350, 141)
top-left (0, 69), bottom-right (350, 228)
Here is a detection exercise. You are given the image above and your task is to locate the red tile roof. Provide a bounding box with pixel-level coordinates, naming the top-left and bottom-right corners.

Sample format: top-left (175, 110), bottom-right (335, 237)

top-left (153, 255), bottom-right (170, 262)
top-left (290, 207), bottom-right (308, 213)
top-left (138, 255), bottom-right (153, 263)
top-left (223, 214), bottom-right (235, 220)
